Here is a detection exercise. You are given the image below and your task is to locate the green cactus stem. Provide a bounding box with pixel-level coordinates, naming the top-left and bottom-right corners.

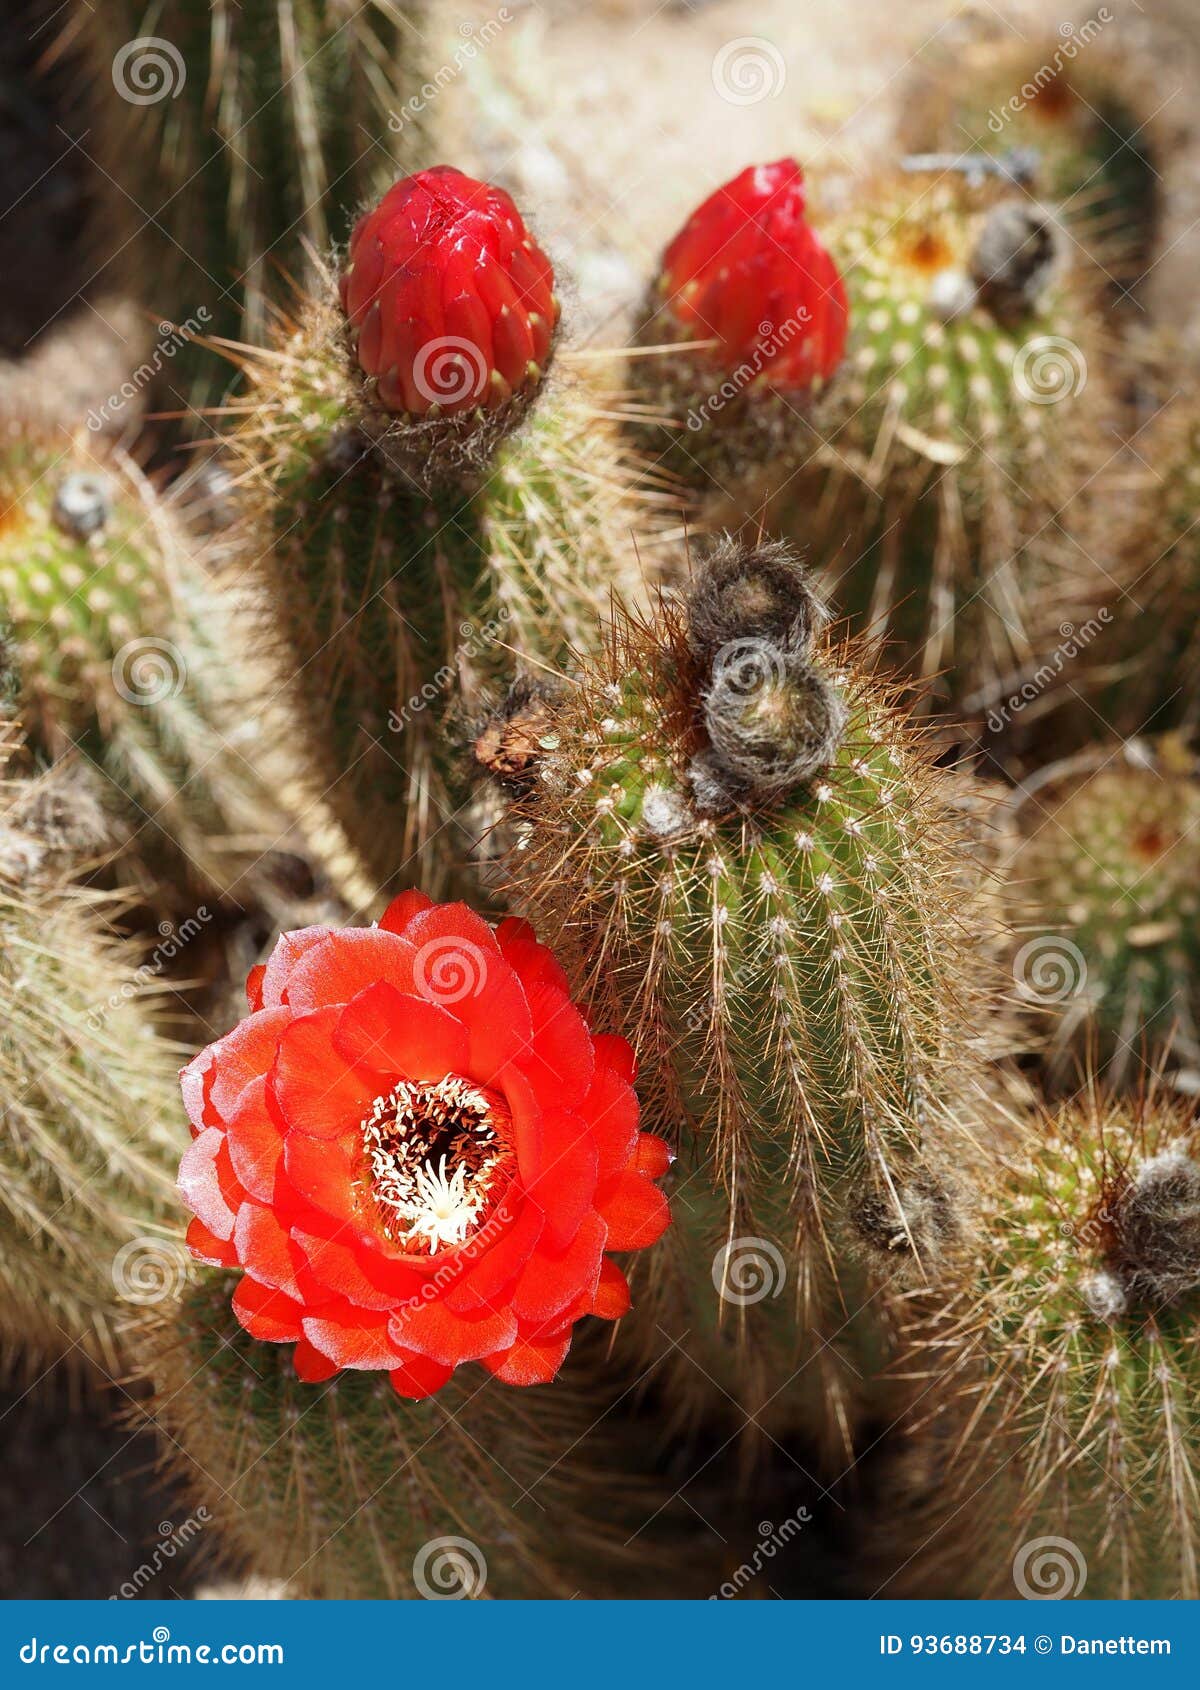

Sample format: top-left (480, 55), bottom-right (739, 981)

top-left (225, 287), bottom-right (652, 896)
top-left (93, 1), bottom-right (429, 429)
top-left (885, 1090), bottom-right (1200, 1599)
top-left (136, 1271), bottom-right (701, 1599)
top-left (1011, 740), bottom-right (1200, 1086)
top-left (0, 754), bottom-right (183, 1371)
top-left (0, 424), bottom-right (313, 913)
top-left (485, 539), bottom-right (999, 1461)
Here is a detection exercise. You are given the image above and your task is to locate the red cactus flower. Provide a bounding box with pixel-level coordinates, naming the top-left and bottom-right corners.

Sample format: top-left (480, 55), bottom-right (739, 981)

top-left (339, 165), bottom-right (559, 418)
top-left (657, 158), bottom-right (847, 391)
top-left (178, 894), bottom-right (670, 1399)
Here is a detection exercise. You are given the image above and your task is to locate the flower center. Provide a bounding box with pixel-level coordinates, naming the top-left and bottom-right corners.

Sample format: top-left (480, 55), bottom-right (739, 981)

top-left (360, 1076), bottom-right (512, 1254)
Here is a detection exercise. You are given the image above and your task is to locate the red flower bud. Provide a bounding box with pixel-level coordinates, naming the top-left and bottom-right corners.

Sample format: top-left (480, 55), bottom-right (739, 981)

top-left (339, 166), bottom-right (558, 419)
top-left (657, 159), bottom-right (847, 391)
top-left (178, 894), bottom-right (670, 1398)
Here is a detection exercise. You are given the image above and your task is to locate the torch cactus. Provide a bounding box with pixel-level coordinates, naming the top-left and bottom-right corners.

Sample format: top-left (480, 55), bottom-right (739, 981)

top-left (885, 1090), bottom-right (1200, 1599)
top-left (1011, 741), bottom-right (1200, 1086)
top-left (479, 537), bottom-right (999, 1460)
top-left (0, 749), bottom-right (183, 1370)
top-left (225, 167), bottom-right (652, 894)
top-left (96, 0), bottom-right (430, 424)
top-left (629, 165), bottom-right (1115, 716)
top-left (897, 20), bottom-right (1165, 298)
top-left (0, 424), bottom-right (308, 913)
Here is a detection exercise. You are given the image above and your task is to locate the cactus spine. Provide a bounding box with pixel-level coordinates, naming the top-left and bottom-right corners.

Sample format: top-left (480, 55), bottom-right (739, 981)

top-left (0, 752), bottom-right (183, 1370)
top-left (138, 1273), bottom-right (689, 1598)
top-left (1012, 742), bottom-right (1200, 1085)
top-left (488, 540), bottom-right (994, 1458)
top-left (888, 1090), bottom-right (1200, 1599)
top-left (0, 425), bottom-right (308, 911)
top-left (97, 1), bottom-right (429, 424)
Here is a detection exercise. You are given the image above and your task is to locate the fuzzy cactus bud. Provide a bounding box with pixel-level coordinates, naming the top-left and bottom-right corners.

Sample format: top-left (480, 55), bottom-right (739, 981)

top-left (340, 166), bottom-right (559, 466)
top-left (631, 160), bottom-right (847, 483)
top-left (969, 200), bottom-right (1065, 321)
top-left (685, 534), bottom-right (830, 664)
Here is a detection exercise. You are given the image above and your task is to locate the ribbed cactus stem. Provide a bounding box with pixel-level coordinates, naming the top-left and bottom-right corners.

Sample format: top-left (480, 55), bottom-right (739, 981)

top-left (230, 288), bottom-right (649, 893)
top-left (1012, 742), bottom-right (1200, 1084)
top-left (0, 753), bottom-right (183, 1370)
top-left (0, 425), bottom-right (304, 912)
top-left (137, 1273), bottom-right (672, 1598)
top-left (486, 539), bottom-right (992, 1458)
top-left (94, 0), bottom-right (429, 424)
top-left (888, 1092), bottom-right (1200, 1598)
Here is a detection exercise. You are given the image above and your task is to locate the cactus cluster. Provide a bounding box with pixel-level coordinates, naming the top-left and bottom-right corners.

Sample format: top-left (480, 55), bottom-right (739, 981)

top-left (5, 0), bottom-right (1200, 1609)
